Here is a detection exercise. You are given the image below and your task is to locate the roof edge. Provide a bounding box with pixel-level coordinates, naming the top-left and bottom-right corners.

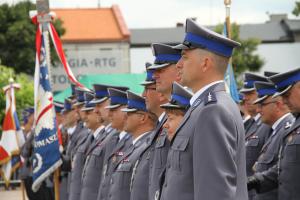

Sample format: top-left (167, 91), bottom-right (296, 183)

top-left (112, 5), bottom-right (130, 39)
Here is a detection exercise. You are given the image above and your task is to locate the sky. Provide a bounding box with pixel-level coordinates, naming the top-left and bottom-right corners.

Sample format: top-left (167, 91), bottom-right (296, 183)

top-left (0, 0), bottom-right (298, 28)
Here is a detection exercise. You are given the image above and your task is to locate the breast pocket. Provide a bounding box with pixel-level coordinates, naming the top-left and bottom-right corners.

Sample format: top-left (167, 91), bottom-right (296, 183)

top-left (91, 146), bottom-right (104, 168)
top-left (170, 137), bottom-right (189, 172)
top-left (284, 134), bottom-right (300, 163)
top-left (116, 162), bottom-right (132, 188)
top-left (154, 134), bottom-right (168, 169)
top-left (246, 138), bottom-right (259, 147)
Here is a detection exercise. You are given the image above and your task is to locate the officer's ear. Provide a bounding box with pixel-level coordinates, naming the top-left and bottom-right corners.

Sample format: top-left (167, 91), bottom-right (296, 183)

top-left (158, 92), bottom-right (167, 102)
top-left (139, 113), bottom-right (147, 123)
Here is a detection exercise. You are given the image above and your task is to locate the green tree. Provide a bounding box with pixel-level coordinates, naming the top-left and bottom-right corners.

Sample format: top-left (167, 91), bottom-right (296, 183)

top-left (0, 1), bottom-right (65, 75)
top-left (292, 1), bottom-right (300, 16)
top-left (215, 23), bottom-right (264, 77)
top-left (0, 65), bottom-right (34, 132)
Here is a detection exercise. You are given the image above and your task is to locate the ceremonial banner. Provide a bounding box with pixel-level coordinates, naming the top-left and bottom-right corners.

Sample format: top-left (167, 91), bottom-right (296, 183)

top-left (0, 83), bottom-right (23, 185)
top-left (31, 29), bottom-right (62, 192)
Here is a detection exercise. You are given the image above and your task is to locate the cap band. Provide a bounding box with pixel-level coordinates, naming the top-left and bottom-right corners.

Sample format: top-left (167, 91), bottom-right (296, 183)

top-left (185, 32), bottom-right (233, 57)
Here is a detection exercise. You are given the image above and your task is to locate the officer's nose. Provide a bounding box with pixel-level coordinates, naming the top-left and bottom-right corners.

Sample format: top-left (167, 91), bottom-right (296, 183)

top-left (153, 71), bottom-right (160, 80)
top-left (176, 58), bottom-right (183, 69)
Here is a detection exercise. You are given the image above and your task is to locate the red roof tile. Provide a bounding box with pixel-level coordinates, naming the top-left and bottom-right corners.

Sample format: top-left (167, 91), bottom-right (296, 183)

top-left (52, 5), bottom-right (130, 43)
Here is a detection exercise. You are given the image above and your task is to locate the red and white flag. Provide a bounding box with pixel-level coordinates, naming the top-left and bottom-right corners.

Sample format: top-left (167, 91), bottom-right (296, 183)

top-left (0, 83), bottom-right (24, 185)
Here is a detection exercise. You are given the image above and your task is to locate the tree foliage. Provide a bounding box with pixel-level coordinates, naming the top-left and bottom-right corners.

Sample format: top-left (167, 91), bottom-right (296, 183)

top-left (215, 23), bottom-right (264, 77)
top-left (0, 1), bottom-right (65, 75)
top-left (293, 1), bottom-right (300, 16)
top-left (0, 65), bottom-right (34, 131)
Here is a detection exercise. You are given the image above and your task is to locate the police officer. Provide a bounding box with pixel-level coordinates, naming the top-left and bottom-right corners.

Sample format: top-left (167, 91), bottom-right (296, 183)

top-left (146, 44), bottom-right (182, 200)
top-left (107, 91), bottom-right (157, 200)
top-left (60, 92), bottom-right (89, 200)
top-left (248, 68), bottom-right (300, 200)
top-left (128, 63), bottom-right (168, 200)
top-left (160, 18), bottom-right (247, 200)
top-left (80, 88), bottom-right (108, 200)
top-left (69, 92), bottom-right (96, 200)
top-left (97, 87), bottom-right (132, 200)
top-left (240, 74), bottom-right (272, 169)
top-left (248, 81), bottom-right (294, 200)
top-left (80, 84), bottom-right (119, 200)
top-left (239, 73), bottom-right (273, 199)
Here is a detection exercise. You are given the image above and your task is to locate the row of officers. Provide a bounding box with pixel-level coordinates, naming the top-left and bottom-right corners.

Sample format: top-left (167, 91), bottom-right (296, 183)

top-left (19, 18), bottom-right (300, 200)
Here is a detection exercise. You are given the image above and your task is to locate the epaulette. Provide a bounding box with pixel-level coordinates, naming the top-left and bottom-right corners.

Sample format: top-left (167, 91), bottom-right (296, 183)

top-left (204, 92), bottom-right (217, 106)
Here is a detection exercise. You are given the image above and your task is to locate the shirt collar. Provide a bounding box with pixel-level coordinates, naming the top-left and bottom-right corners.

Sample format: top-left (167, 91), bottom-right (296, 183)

top-left (105, 123), bottom-right (112, 132)
top-left (132, 131), bottom-right (149, 145)
top-left (254, 113), bottom-right (261, 122)
top-left (119, 131), bottom-right (127, 141)
top-left (272, 113), bottom-right (291, 131)
top-left (67, 125), bottom-right (77, 135)
top-left (159, 112), bottom-right (166, 122)
top-left (243, 115), bottom-right (252, 123)
top-left (190, 80), bottom-right (224, 106)
top-left (93, 125), bottom-right (105, 139)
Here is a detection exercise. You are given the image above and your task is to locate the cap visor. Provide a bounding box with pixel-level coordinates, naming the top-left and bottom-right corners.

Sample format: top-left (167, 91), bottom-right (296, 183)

top-left (160, 103), bottom-right (184, 109)
top-left (90, 97), bottom-right (108, 104)
top-left (172, 43), bottom-right (190, 50)
top-left (105, 104), bottom-right (121, 109)
top-left (121, 108), bottom-right (138, 112)
top-left (81, 107), bottom-right (95, 111)
top-left (253, 95), bottom-right (268, 104)
top-left (140, 81), bottom-right (155, 86)
top-left (239, 88), bottom-right (256, 93)
top-left (272, 85), bottom-right (293, 98)
top-left (147, 63), bottom-right (170, 70)
top-left (73, 102), bottom-right (85, 106)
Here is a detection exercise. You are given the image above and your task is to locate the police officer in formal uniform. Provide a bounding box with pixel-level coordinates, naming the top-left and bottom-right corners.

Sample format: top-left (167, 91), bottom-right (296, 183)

top-left (60, 91), bottom-right (89, 200)
top-left (106, 91), bottom-right (156, 200)
top-left (240, 73), bottom-right (272, 200)
top-left (69, 92), bottom-right (96, 200)
top-left (146, 44), bottom-right (182, 200)
top-left (97, 87), bottom-right (132, 200)
top-left (153, 82), bottom-right (193, 199)
top-left (248, 68), bottom-right (300, 200)
top-left (160, 18), bottom-right (247, 200)
top-left (128, 63), bottom-right (168, 200)
top-left (240, 74), bottom-right (272, 171)
top-left (80, 84), bottom-right (120, 200)
top-left (248, 81), bottom-right (294, 200)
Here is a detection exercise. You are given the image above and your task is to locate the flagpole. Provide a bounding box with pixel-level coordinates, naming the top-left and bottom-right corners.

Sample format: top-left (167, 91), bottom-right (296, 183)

top-left (21, 181), bottom-right (26, 200)
top-left (36, 1), bottom-right (60, 200)
top-left (224, 0), bottom-right (232, 39)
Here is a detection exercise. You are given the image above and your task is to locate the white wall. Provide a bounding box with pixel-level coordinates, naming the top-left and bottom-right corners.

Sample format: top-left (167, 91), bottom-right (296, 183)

top-left (257, 42), bottom-right (300, 73)
top-left (130, 43), bottom-right (300, 75)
